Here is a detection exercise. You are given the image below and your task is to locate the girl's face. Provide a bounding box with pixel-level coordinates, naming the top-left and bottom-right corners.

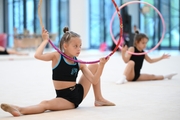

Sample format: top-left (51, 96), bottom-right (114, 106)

top-left (136, 38), bottom-right (148, 51)
top-left (64, 37), bottom-right (82, 57)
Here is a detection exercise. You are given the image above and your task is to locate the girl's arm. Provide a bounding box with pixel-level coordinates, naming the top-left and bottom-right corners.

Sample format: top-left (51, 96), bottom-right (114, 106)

top-left (121, 46), bottom-right (134, 63)
top-left (145, 54), bottom-right (170, 63)
top-left (80, 57), bottom-right (109, 85)
top-left (34, 28), bottom-right (55, 61)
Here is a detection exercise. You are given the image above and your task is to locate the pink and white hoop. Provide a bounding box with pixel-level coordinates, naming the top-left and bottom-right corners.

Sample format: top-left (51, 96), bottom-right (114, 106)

top-left (110, 1), bottom-right (166, 55)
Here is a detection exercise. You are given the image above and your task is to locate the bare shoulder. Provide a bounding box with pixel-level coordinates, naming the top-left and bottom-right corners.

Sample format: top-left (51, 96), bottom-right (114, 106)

top-left (53, 51), bottom-right (60, 56)
top-left (51, 52), bottom-right (61, 65)
top-left (46, 51), bottom-right (59, 57)
top-left (53, 51), bottom-right (61, 59)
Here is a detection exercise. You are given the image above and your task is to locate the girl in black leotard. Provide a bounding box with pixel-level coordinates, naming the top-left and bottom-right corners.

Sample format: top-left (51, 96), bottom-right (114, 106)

top-left (116, 31), bottom-right (177, 84)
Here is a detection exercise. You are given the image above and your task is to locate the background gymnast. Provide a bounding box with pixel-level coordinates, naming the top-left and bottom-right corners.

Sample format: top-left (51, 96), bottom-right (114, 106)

top-left (116, 31), bottom-right (177, 84)
top-left (0, 46), bottom-right (28, 56)
top-left (0, 27), bottom-right (115, 117)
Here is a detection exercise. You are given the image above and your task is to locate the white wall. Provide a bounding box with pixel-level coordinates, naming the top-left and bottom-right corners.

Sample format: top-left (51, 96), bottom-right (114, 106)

top-left (69, 0), bottom-right (139, 49)
top-left (0, 0), bottom-right (3, 33)
top-left (69, 0), bottom-right (89, 49)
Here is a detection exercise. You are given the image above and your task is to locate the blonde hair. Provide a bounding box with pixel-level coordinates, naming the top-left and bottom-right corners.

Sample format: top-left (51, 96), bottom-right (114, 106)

top-left (59, 27), bottom-right (80, 51)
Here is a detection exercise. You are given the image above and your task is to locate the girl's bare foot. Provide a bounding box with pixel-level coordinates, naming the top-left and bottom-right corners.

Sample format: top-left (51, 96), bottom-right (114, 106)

top-left (1, 103), bottom-right (22, 117)
top-left (94, 99), bottom-right (115, 106)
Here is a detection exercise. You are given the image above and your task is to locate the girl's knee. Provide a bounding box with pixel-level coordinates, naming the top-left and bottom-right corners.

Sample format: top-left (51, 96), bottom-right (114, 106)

top-left (128, 61), bottom-right (135, 66)
top-left (125, 61), bottom-right (135, 71)
top-left (39, 100), bottom-right (49, 109)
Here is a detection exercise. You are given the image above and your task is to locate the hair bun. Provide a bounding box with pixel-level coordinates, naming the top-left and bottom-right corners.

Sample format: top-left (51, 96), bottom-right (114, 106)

top-left (135, 30), bottom-right (139, 34)
top-left (63, 27), bottom-right (69, 33)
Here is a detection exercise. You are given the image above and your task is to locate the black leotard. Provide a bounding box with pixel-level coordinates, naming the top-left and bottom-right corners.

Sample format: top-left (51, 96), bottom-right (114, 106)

top-left (130, 47), bottom-right (145, 81)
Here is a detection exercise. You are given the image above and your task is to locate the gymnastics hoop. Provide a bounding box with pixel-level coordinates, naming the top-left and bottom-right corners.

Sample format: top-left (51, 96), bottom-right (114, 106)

top-left (110, 1), bottom-right (166, 55)
top-left (38, 0), bottom-right (123, 64)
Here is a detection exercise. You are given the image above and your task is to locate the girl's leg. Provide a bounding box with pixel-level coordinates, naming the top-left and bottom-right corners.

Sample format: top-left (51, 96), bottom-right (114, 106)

top-left (137, 73), bottom-right (178, 81)
top-left (116, 61), bottom-right (135, 84)
top-left (78, 64), bottom-right (115, 106)
top-left (1, 98), bottom-right (75, 117)
top-left (7, 49), bottom-right (28, 56)
top-left (92, 80), bottom-right (115, 106)
top-left (137, 74), bottom-right (163, 81)
top-left (123, 61), bottom-right (135, 81)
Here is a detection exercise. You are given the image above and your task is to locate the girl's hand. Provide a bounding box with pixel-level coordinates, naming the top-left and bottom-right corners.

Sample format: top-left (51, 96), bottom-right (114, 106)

top-left (161, 53), bottom-right (171, 59)
top-left (99, 56), bottom-right (110, 65)
top-left (42, 28), bottom-right (49, 41)
top-left (121, 45), bottom-right (128, 54)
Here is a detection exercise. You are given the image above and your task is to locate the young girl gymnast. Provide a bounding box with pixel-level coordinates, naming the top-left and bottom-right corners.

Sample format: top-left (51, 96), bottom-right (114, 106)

top-left (1, 27), bottom-right (115, 117)
top-left (116, 31), bottom-right (177, 84)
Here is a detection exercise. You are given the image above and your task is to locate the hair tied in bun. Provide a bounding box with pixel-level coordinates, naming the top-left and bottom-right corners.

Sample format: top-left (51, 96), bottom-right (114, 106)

top-left (63, 27), bottom-right (69, 33)
top-left (135, 30), bottom-right (139, 34)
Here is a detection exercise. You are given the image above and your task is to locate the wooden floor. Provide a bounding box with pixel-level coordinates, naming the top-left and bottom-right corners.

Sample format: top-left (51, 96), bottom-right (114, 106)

top-left (0, 50), bottom-right (180, 120)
